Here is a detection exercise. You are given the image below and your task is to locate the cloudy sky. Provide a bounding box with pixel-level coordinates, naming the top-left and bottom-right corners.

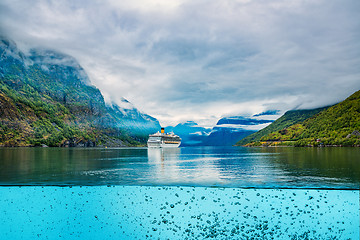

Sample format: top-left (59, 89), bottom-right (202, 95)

top-left (0, 0), bottom-right (359, 127)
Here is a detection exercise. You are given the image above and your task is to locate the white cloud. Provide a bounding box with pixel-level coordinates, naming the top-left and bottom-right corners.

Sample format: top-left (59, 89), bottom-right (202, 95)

top-left (1, 0), bottom-right (359, 127)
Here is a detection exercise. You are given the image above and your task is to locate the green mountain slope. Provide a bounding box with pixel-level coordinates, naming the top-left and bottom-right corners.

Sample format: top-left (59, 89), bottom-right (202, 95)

top-left (0, 37), bottom-right (160, 147)
top-left (235, 107), bottom-right (329, 146)
top-left (245, 90), bottom-right (360, 147)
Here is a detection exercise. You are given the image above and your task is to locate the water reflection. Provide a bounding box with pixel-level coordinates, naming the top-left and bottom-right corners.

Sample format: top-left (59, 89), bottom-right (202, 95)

top-left (147, 148), bottom-right (180, 163)
top-left (257, 147), bottom-right (360, 187)
top-left (147, 148), bottom-right (226, 185)
top-left (0, 148), bottom-right (149, 185)
top-left (0, 147), bottom-right (359, 188)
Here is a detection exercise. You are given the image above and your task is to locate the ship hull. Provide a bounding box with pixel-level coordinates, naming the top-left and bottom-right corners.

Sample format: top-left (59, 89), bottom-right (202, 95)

top-left (147, 142), bottom-right (180, 148)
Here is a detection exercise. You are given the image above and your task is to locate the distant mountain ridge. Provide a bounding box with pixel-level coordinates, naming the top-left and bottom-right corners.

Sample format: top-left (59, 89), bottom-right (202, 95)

top-left (165, 121), bottom-right (212, 146)
top-left (166, 114), bottom-right (275, 146)
top-left (238, 90), bottom-right (360, 147)
top-left (216, 116), bottom-right (273, 126)
top-left (0, 36), bottom-right (160, 147)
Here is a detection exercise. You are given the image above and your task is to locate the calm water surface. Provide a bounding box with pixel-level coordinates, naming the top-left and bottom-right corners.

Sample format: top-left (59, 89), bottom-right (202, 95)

top-left (0, 146), bottom-right (359, 189)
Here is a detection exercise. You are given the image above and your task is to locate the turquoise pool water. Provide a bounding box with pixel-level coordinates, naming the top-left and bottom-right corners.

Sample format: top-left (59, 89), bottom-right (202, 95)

top-left (0, 186), bottom-right (358, 239)
top-left (0, 147), bottom-right (359, 239)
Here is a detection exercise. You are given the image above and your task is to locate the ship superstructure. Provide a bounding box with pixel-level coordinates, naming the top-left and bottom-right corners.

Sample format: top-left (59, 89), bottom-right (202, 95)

top-left (147, 128), bottom-right (181, 148)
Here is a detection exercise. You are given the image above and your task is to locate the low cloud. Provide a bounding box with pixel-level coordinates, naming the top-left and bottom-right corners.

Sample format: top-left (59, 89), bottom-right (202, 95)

top-left (1, 0), bottom-right (359, 127)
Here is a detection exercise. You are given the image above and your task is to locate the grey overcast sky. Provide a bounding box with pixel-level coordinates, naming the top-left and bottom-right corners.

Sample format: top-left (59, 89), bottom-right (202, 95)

top-left (0, 0), bottom-right (359, 127)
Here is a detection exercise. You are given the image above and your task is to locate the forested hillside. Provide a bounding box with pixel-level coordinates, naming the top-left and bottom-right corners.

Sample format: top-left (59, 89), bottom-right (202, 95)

top-left (242, 90), bottom-right (360, 147)
top-left (0, 37), bottom-right (160, 147)
top-left (236, 107), bottom-right (329, 146)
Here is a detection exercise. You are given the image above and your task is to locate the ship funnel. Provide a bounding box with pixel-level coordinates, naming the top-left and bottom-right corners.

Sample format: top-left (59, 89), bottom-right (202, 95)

top-left (161, 127), bottom-right (165, 134)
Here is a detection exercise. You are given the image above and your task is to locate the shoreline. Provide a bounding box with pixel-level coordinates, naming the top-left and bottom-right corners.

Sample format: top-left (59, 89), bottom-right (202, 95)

top-left (240, 145), bottom-right (360, 148)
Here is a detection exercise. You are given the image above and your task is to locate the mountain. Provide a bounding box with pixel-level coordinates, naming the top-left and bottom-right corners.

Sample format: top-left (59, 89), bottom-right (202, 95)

top-left (105, 99), bottom-right (160, 138)
top-left (252, 110), bottom-right (280, 117)
top-left (202, 116), bottom-right (273, 146)
top-left (202, 127), bottom-right (255, 146)
top-left (216, 116), bottom-right (274, 126)
top-left (166, 115), bottom-right (273, 146)
top-left (236, 107), bottom-right (329, 146)
top-left (241, 90), bottom-right (360, 147)
top-left (0, 36), bottom-right (160, 147)
top-left (165, 121), bottom-right (211, 146)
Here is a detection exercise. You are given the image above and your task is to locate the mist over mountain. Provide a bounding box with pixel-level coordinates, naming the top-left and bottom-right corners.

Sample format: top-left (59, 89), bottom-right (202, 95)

top-left (202, 116), bottom-right (273, 146)
top-left (1, 0), bottom-right (358, 126)
top-left (253, 110), bottom-right (280, 117)
top-left (165, 121), bottom-right (211, 146)
top-left (0, 36), bottom-right (160, 147)
top-left (166, 115), bottom-right (275, 146)
top-left (216, 116), bottom-right (273, 126)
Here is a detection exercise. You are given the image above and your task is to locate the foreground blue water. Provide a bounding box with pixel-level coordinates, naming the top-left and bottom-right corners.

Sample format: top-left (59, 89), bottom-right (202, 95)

top-left (0, 147), bottom-right (359, 239)
top-left (0, 186), bottom-right (358, 239)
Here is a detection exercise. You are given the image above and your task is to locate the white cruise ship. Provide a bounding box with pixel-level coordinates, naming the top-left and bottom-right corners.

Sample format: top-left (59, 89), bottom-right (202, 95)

top-left (147, 128), bottom-right (181, 148)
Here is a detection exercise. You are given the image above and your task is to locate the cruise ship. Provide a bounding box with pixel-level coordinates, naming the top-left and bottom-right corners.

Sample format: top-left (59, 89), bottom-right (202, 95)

top-left (147, 128), bottom-right (181, 148)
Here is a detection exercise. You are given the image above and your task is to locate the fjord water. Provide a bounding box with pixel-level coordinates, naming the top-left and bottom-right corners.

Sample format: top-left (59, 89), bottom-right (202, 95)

top-left (0, 147), bottom-right (359, 239)
top-left (1, 146), bottom-right (359, 188)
